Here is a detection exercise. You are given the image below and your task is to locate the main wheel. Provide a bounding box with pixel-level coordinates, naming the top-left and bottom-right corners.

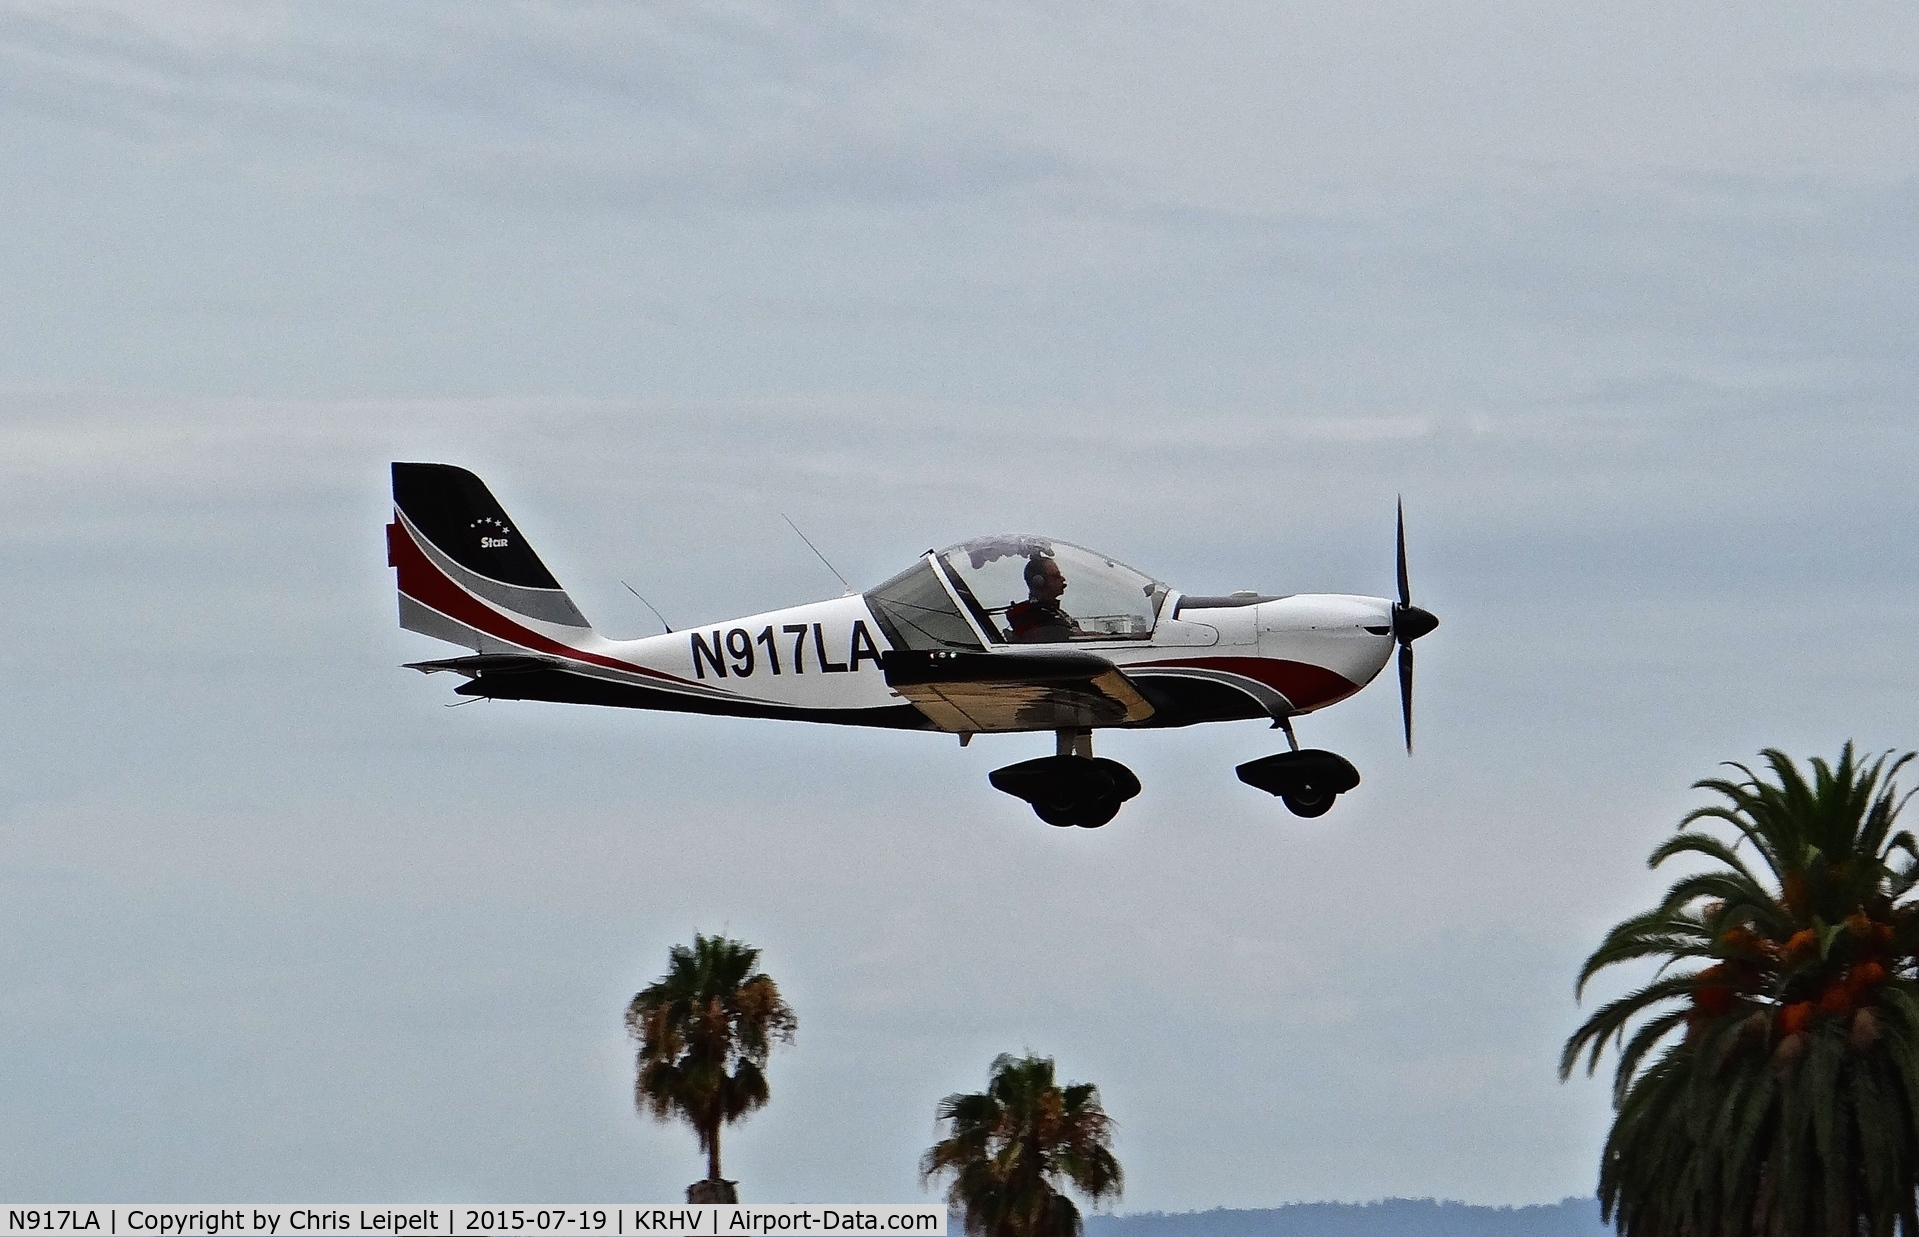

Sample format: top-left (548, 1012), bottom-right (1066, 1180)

top-left (1034, 800), bottom-right (1082, 827)
top-left (1073, 794), bottom-right (1122, 829)
top-left (1033, 794), bottom-right (1122, 828)
top-left (1282, 788), bottom-right (1335, 818)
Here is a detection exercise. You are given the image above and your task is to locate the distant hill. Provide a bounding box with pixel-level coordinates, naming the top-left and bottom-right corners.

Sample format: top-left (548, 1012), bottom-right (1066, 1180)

top-left (1084, 1198), bottom-right (1611, 1237)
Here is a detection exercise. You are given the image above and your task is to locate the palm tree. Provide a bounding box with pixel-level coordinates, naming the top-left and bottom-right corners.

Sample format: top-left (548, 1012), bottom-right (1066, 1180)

top-left (1562, 745), bottom-right (1919, 1236)
top-left (921, 1053), bottom-right (1122, 1237)
top-left (626, 933), bottom-right (796, 1200)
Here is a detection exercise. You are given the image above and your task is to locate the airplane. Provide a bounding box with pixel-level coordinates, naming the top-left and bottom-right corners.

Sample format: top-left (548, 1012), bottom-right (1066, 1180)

top-left (386, 462), bottom-right (1439, 828)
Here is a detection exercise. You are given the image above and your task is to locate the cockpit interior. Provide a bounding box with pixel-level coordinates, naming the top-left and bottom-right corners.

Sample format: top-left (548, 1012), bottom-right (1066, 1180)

top-left (865, 535), bottom-right (1167, 652)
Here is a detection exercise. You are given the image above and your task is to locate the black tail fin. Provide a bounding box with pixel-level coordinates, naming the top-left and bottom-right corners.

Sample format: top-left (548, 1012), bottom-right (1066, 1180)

top-left (387, 462), bottom-right (592, 651)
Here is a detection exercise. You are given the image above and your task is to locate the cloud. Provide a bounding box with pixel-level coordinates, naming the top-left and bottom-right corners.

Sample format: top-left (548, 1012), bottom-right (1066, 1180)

top-left (9, 1), bottom-right (1919, 223)
top-left (0, 3), bottom-right (1073, 213)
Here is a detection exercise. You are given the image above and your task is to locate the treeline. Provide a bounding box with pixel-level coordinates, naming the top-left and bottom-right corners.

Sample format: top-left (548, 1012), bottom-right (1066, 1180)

top-left (1084, 1198), bottom-right (1610, 1237)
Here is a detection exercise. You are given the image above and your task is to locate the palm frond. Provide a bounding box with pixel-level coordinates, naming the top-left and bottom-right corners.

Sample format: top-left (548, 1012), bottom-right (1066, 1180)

top-left (1563, 971), bottom-right (1703, 1080)
top-left (1650, 831), bottom-right (1769, 891)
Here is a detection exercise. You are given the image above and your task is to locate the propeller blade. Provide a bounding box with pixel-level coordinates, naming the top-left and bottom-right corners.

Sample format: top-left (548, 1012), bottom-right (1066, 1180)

top-left (1396, 497), bottom-right (1410, 608)
top-left (1392, 498), bottom-right (1433, 754)
top-left (1398, 641), bottom-right (1414, 753)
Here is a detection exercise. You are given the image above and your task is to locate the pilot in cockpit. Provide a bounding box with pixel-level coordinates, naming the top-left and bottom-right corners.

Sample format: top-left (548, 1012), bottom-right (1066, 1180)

top-left (1005, 554), bottom-right (1081, 642)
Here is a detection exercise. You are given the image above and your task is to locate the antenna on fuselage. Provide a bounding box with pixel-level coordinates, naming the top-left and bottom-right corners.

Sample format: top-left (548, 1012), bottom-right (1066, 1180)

top-left (621, 580), bottom-right (674, 633)
top-left (782, 514), bottom-right (856, 596)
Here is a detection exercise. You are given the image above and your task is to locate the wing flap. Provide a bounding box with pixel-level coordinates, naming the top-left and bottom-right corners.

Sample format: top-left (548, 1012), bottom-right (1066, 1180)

top-left (881, 649), bottom-right (1155, 733)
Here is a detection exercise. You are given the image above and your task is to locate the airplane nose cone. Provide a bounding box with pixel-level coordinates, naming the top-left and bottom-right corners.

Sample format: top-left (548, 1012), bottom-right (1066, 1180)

top-left (1394, 604), bottom-right (1439, 642)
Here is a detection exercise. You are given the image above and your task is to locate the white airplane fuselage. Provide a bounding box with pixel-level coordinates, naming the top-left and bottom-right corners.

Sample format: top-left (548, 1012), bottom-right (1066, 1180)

top-left (475, 591), bottom-right (1398, 726)
top-left (395, 491), bottom-right (1396, 731)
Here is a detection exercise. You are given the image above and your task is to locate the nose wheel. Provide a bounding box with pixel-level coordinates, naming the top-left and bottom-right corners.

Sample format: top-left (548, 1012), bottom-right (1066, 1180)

top-left (989, 730), bottom-right (1142, 828)
top-left (1236, 749), bottom-right (1361, 817)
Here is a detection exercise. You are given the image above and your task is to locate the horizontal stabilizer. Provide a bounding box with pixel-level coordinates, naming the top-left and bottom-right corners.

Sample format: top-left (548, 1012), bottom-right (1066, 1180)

top-left (403, 653), bottom-right (566, 677)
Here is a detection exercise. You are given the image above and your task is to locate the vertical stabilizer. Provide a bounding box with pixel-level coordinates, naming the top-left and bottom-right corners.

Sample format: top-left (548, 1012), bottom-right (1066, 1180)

top-left (387, 462), bottom-right (593, 652)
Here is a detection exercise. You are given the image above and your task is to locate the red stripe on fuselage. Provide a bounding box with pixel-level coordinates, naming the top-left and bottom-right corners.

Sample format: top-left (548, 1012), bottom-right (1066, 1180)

top-left (1132, 656), bottom-right (1359, 711)
top-left (390, 514), bottom-right (695, 687)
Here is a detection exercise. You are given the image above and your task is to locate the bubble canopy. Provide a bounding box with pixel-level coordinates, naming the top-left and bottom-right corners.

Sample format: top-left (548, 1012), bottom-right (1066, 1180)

top-left (864, 534), bottom-right (1168, 650)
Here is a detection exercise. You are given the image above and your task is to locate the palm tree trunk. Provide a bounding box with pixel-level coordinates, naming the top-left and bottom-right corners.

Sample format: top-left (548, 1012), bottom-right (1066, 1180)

top-left (708, 1122), bottom-right (722, 1183)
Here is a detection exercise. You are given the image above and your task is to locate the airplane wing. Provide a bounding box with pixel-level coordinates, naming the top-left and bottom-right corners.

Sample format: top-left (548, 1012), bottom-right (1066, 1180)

top-left (881, 649), bottom-right (1155, 733)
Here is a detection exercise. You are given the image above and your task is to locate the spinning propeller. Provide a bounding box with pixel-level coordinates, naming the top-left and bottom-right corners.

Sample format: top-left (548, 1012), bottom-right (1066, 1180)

top-left (1391, 498), bottom-right (1440, 753)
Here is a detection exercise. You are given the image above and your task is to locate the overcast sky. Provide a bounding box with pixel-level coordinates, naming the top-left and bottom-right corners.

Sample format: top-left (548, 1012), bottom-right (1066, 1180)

top-left (5, 0), bottom-right (1919, 1210)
